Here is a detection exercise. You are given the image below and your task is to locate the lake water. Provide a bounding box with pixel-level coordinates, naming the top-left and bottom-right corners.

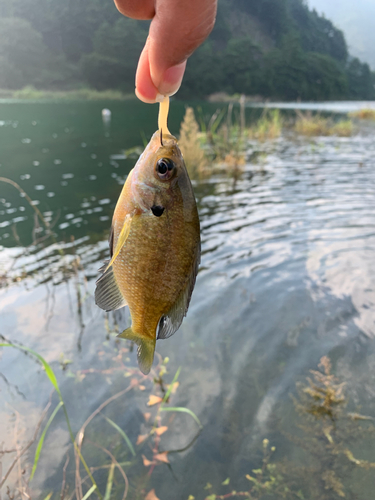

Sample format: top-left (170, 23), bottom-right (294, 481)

top-left (1, 100), bottom-right (375, 500)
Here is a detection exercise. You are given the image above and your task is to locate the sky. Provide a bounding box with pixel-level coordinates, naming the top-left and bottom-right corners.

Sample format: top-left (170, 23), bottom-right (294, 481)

top-left (307, 0), bottom-right (375, 69)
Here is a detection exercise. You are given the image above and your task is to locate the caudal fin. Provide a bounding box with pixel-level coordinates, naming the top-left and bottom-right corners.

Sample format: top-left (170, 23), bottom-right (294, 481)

top-left (117, 327), bottom-right (156, 375)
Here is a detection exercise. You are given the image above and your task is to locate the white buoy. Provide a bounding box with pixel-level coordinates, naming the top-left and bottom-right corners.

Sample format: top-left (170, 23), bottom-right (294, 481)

top-left (102, 108), bottom-right (111, 136)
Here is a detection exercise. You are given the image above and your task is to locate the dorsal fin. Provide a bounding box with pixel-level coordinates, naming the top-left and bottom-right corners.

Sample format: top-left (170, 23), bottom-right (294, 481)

top-left (157, 243), bottom-right (200, 340)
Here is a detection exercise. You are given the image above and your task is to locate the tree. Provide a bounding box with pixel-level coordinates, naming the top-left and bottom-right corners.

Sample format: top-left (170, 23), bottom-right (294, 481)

top-left (81, 18), bottom-right (147, 90)
top-left (346, 58), bottom-right (375, 100)
top-left (0, 17), bottom-right (46, 88)
top-left (222, 38), bottom-right (263, 95)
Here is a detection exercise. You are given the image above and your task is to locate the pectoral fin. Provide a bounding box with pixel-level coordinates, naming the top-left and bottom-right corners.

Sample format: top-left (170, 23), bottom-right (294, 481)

top-left (95, 260), bottom-right (127, 312)
top-left (105, 213), bottom-right (132, 272)
top-left (117, 327), bottom-right (156, 375)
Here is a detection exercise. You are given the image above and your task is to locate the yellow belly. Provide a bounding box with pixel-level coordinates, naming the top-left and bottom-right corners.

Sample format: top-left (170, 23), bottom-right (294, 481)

top-left (112, 206), bottom-right (199, 339)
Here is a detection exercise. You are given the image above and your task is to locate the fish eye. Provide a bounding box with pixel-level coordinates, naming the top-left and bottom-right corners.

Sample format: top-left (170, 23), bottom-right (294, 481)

top-left (156, 158), bottom-right (174, 180)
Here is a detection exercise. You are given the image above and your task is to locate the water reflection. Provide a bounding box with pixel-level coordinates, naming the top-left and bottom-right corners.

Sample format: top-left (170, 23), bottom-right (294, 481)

top-left (0, 102), bottom-right (375, 498)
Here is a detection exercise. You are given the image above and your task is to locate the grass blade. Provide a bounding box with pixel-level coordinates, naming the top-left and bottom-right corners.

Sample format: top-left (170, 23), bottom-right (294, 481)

top-left (82, 485), bottom-right (97, 500)
top-left (103, 416), bottom-right (135, 456)
top-left (30, 401), bottom-right (63, 480)
top-left (160, 406), bottom-right (202, 429)
top-left (42, 493), bottom-right (53, 500)
top-left (0, 343), bottom-right (103, 499)
top-left (162, 367), bottom-right (181, 405)
top-left (0, 343), bottom-right (61, 398)
top-left (104, 463), bottom-right (115, 500)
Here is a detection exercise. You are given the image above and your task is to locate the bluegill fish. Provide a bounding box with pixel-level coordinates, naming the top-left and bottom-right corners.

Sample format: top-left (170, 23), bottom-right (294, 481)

top-left (95, 104), bottom-right (200, 374)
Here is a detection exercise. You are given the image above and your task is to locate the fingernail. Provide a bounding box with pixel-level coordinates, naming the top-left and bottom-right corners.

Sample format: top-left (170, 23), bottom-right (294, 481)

top-left (158, 61), bottom-right (186, 96)
top-left (135, 87), bottom-right (164, 104)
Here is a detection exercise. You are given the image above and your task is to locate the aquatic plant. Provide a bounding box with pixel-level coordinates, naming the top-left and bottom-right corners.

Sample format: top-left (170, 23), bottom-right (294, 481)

top-left (189, 356), bottom-right (375, 500)
top-left (248, 109), bottom-right (282, 141)
top-left (0, 337), bottom-right (201, 500)
top-left (178, 107), bottom-right (207, 179)
top-left (294, 111), bottom-right (353, 137)
top-left (349, 109), bottom-right (375, 120)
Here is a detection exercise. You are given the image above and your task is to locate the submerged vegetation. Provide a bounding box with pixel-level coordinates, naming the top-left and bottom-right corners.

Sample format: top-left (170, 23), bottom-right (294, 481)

top-left (2, 340), bottom-right (375, 500)
top-left (190, 357), bottom-right (375, 500)
top-left (0, 339), bottom-right (202, 500)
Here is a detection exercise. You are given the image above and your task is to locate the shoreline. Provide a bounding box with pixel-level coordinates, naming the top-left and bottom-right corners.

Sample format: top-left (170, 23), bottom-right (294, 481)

top-left (0, 87), bottom-right (135, 101)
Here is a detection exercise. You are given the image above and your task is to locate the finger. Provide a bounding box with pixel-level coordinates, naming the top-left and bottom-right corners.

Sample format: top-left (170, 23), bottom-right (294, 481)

top-left (136, 0), bottom-right (217, 101)
top-left (135, 40), bottom-right (164, 103)
top-left (135, 39), bottom-right (187, 103)
top-left (114, 0), bottom-right (155, 20)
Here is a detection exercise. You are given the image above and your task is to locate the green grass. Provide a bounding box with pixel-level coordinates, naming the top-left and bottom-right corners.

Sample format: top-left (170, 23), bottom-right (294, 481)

top-left (0, 85), bottom-right (135, 100)
top-left (0, 342), bottom-right (102, 498)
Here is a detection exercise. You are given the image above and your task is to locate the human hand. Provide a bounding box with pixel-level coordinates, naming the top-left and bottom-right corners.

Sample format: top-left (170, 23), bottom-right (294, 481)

top-left (114, 0), bottom-right (217, 103)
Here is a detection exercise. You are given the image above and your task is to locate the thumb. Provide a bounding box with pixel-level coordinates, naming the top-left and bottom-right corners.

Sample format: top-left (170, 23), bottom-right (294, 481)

top-left (135, 0), bottom-right (217, 103)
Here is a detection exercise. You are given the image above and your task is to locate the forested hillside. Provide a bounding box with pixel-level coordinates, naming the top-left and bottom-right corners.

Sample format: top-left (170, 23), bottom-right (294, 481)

top-left (309, 0), bottom-right (375, 71)
top-left (0, 0), bottom-right (374, 100)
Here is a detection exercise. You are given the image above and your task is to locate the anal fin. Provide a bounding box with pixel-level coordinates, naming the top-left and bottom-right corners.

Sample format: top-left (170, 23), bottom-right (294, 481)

top-left (157, 242), bottom-right (200, 340)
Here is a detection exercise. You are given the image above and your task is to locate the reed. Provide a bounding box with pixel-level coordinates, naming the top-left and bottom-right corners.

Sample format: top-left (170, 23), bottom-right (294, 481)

top-left (349, 109), bottom-right (375, 120)
top-left (248, 109), bottom-right (282, 141)
top-left (178, 107), bottom-right (207, 179)
top-left (294, 111), bottom-right (353, 137)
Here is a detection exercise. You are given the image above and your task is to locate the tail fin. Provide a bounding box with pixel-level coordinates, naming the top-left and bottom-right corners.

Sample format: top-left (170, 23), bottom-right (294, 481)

top-left (117, 327), bottom-right (156, 375)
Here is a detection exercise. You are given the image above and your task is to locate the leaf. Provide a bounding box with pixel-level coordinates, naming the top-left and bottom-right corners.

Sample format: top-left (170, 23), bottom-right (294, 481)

top-left (42, 493), bottom-right (53, 500)
top-left (167, 381), bottom-right (179, 395)
top-left (81, 485), bottom-right (97, 500)
top-left (148, 395), bottom-right (163, 406)
top-left (145, 489), bottom-right (160, 500)
top-left (154, 452), bottom-right (169, 463)
top-left (103, 416), bottom-right (135, 456)
top-left (144, 412), bottom-right (151, 422)
top-left (30, 401), bottom-right (63, 480)
top-left (136, 434), bottom-right (148, 445)
top-left (0, 344), bottom-right (62, 398)
top-left (206, 495), bottom-right (216, 500)
top-left (204, 482), bottom-right (213, 490)
top-left (222, 477), bottom-right (230, 485)
top-left (0, 344), bottom-right (101, 500)
top-left (104, 463), bottom-right (115, 500)
top-left (162, 367), bottom-right (181, 404)
top-left (139, 385), bottom-right (146, 391)
top-left (142, 455), bottom-right (154, 467)
top-left (159, 407), bottom-right (202, 429)
top-left (155, 426), bottom-right (168, 436)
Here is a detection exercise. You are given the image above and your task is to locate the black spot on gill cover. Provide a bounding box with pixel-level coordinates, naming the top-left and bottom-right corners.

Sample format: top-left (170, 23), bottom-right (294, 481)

top-left (151, 205), bottom-right (165, 217)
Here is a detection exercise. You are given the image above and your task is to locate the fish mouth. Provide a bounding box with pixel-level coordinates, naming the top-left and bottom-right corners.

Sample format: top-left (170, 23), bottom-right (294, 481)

top-left (151, 205), bottom-right (165, 217)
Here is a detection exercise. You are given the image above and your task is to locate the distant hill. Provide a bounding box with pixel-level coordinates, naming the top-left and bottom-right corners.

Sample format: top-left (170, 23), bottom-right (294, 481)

top-left (0, 0), bottom-right (373, 100)
top-left (308, 0), bottom-right (375, 70)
